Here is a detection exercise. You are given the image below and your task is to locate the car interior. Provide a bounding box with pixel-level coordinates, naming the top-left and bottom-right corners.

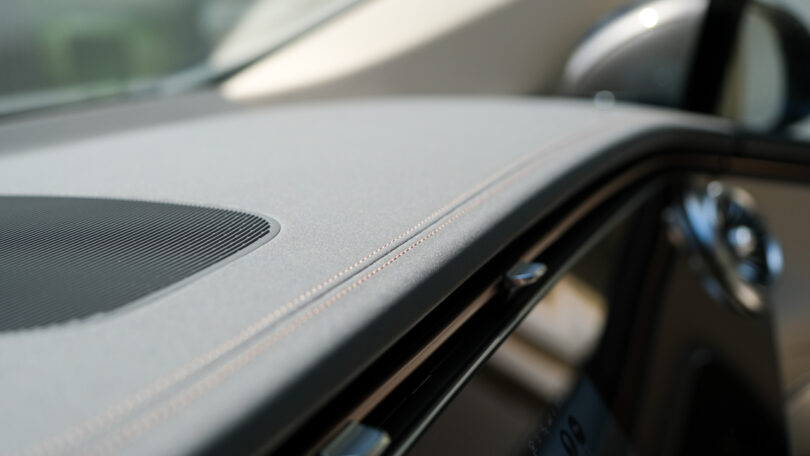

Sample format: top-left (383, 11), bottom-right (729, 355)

top-left (2, 0), bottom-right (810, 455)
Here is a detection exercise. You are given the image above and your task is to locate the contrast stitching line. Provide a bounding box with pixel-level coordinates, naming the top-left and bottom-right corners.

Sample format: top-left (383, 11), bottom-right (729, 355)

top-left (14, 152), bottom-right (542, 456)
top-left (83, 117), bottom-right (621, 456)
top-left (14, 203), bottom-right (472, 456)
top-left (12, 115), bottom-right (615, 456)
top-left (84, 149), bottom-right (541, 456)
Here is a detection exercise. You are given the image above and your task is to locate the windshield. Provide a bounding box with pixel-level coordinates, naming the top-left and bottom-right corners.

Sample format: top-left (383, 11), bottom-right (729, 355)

top-left (0, 0), bottom-right (359, 116)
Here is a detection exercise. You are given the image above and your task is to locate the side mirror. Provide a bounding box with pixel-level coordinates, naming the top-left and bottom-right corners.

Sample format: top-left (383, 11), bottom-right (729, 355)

top-left (560, 0), bottom-right (708, 107)
top-left (561, 0), bottom-right (810, 133)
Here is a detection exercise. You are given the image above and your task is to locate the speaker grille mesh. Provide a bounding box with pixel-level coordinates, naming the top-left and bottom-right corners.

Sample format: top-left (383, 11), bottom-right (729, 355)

top-left (0, 196), bottom-right (273, 331)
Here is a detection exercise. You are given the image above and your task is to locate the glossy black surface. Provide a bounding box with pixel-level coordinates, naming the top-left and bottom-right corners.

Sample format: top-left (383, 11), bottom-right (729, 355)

top-left (410, 186), bottom-right (790, 455)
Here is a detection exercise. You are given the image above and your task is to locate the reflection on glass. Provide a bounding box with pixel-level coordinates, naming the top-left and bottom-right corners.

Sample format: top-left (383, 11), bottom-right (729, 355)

top-left (410, 214), bottom-right (625, 456)
top-left (411, 183), bottom-right (791, 455)
top-left (0, 0), bottom-right (359, 115)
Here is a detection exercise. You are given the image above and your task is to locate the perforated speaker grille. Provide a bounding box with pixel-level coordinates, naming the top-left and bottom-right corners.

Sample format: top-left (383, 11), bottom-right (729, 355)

top-left (0, 196), bottom-right (274, 331)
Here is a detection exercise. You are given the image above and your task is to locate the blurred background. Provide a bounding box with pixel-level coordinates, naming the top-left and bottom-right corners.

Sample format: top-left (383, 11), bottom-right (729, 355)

top-left (2, 0), bottom-right (809, 134)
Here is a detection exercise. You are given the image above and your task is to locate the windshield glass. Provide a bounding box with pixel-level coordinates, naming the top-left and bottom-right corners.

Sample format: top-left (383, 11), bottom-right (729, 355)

top-left (0, 0), bottom-right (359, 116)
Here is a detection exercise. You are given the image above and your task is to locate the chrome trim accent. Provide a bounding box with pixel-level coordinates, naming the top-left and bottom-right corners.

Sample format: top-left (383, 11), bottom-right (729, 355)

top-left (320, 422), bottom-right (390, 456)
top-left (665, 180), bottom-right (783, 315)
top-left (505, 261), bottom-right (548, 290)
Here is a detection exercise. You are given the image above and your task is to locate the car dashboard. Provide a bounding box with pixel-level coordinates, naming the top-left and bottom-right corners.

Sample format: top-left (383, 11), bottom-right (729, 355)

top-left (0, 96), bottom-right (806, 455)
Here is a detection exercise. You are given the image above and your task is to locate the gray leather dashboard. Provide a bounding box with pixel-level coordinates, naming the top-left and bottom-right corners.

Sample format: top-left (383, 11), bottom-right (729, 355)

top-left (0, 97), bottom-right (729, 455)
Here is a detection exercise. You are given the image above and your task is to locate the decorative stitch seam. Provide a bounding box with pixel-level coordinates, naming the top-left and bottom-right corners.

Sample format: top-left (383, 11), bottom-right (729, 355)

top-left (10, 114), bottom-right (617, 456)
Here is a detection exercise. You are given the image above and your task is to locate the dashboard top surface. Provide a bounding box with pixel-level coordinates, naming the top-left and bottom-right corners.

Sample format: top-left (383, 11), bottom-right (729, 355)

top-left (0, 97), bottom-right (729, 455)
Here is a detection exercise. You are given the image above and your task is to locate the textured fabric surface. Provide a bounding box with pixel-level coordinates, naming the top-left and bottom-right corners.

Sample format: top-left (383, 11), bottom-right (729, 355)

top-left (0, 97), bottom-right (729, 455)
